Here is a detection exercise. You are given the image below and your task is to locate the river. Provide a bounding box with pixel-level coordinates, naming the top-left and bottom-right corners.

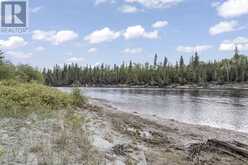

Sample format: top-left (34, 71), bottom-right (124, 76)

top-left (60, 87), bottom-right (248, 133)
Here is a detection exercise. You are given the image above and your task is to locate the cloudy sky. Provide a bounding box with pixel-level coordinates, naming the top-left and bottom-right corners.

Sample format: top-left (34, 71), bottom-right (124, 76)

top-left (1, 0), bottom-right (248, 68)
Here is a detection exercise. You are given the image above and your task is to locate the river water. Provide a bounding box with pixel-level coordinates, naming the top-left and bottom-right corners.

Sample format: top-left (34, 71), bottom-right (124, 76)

top-left (60, 87), bottom-right (248, 133)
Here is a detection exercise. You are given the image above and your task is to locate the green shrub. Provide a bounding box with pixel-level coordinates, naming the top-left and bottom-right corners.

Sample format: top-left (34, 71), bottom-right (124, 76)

top-left (71, 87), bottom-right (87, 107)
top-left (0, 64), bottom-right (15, 80)
top-left (0, 81), bottom-right (76, 117)
top-left (0, 79), bottom-right (18, 86)
top-left (15, 64), bottom-right (44, 83)
top-left (0, 81), bottom-right (88, 118)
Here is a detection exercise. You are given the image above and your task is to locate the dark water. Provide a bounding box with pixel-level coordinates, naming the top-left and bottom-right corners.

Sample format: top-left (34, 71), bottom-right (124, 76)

top-left (60, 87), bottom-right (248, 133)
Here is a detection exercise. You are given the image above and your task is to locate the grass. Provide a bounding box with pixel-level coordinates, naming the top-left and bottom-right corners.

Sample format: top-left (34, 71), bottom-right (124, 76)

top-left (0, 80), bottom-right (87, 118)
top-left (0, 145), bottom-right (4, 158)
top-left (0, 80), bottom-right (104, 164)
top-left (27, 110), bottom-right (104, 165)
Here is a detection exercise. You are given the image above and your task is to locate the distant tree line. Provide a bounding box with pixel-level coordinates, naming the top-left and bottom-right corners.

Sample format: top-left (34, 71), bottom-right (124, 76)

top-left (43, 48), bottom-right (248, 87)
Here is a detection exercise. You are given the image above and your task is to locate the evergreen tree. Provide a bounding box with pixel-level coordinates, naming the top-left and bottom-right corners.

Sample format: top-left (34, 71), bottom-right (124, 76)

top-left (0, 50), bottom-right (4, 64)
top-left (234, 45), bottom-right (240, 59)
top-left (43, 51), bottom-right (248, 87)
top-left (163, 56), bottom-right (168, 67)
top-left (154, 53), bottom-right (158, 66)
top-left (193, 51), bottom-right (199, 68)
top-left (179, 56), bottom-right (184, 68)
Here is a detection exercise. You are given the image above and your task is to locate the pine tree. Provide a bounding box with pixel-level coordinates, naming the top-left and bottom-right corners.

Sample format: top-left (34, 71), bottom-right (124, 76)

top-left (179, 56), bottom-right (184, 68)
top-left (0, 50), bottom-right (4, 64)
top-left (42, 52), bottom-right (248, 87)
top-left (154, 53), bottom-right (158, 66)
top-left (194, 51), bottom-right (199, 67)
top-left (163, 56), bottom-right (168, 67)
top-left (234, 45), bottom-right (239, 59)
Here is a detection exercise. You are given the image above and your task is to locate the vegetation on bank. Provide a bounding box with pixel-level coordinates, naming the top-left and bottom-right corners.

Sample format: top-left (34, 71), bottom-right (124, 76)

top-left (0, 81), bottom-right (87, 117)
top-left (43, 48), bottom-right (248, 87)
top-left (0, 53), bottom-right (86, 118)
top-left (0, 51), bottom-right (43, 83)
top-left (0, 52), bottom-right (103, 164)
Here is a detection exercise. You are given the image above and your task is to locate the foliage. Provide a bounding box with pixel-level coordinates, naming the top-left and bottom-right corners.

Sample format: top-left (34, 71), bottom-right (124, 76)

top-left (0, 63), bottom-right (16, 80)
top-left (43, 51), bottom-right (248, 87)
top-left (66, 112), bottom-right (83, 128)
top-left (0, 81), bottom-right (75, 117)
top-left (0, 52), bottom-right (87, 118)
top-left (71, 87), bottom-right (87, 107)
top-left (0, 53), bottom-right (43, 83)
top-left (0, 50), bottom-right (4, 65)
top-left (15, 64), bottom-right (44, 83)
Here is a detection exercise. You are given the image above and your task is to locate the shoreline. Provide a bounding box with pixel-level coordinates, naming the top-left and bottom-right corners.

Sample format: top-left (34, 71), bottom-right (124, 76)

top-left (0, 98), bottom-right (248, 164)
top-left (86, 99), bottom-right (248, 164)
top-left (92, 98), bottom-right (248, 134)
top-left (90, 98), bottom-right (248, 141)
top-left (56, 83), bottom-right (248, 90)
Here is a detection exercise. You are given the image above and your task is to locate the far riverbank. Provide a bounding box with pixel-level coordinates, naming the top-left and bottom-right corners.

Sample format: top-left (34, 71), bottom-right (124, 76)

top-left (54, 82), bottom-right (248, 90)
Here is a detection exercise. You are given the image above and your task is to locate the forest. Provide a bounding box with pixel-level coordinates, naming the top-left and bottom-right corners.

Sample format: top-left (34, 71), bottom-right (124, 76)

top-left (43, 48), bottom-right (248, 87)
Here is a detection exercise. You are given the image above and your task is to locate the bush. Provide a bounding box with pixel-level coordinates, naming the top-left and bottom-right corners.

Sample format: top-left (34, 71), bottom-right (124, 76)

top-left (0, 61), bottom-right (44, 83)
top-left (71, 87), bottom-right (87, 107)
top-left (16, 64), bottom-right (44, 83)
top-left (0, 81), bottom-right (80, 117)
top-left (0, 64), bottom-right (15, 80)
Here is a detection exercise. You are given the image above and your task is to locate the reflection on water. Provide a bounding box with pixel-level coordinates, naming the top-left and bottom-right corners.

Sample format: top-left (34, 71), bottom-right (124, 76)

top-left (60, 87), bottom-right (248, 133)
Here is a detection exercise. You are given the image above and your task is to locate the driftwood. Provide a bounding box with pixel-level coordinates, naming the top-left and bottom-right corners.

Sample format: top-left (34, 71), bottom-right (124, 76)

top-left (207, 139), bottom-right (248, 158)
top-left (189, 139), bottom-right (248, 160)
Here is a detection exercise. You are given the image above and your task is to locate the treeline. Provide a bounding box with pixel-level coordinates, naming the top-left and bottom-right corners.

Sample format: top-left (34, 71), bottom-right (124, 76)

top-left (43, 50), bottom-right (248, 87)
top-left (0, 51), bottom-right (43, 83)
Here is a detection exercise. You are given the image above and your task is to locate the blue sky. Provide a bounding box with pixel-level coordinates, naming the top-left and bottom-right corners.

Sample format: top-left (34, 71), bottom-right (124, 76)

top-left (1, 0), bottom-right (248, 68)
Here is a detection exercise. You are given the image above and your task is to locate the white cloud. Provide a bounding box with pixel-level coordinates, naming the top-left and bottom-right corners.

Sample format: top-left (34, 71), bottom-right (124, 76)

top-left (95, 0), bottom-right (115, 5)
top-left (209, 20), bottom-right (240, 36)
top-left (233, 37), bottom-right (248, 44)
top-left (152, 20), bottom-right (168, 28)
top-left (211, 1), bottom-right (221, 8)
top-left (123, 48), bottom-right (143, 54)
top-left (125, 0), bottom-right (183, 9)
top-left (177, 45), bottom-right (212, 53)
top-left (119, 5), bottom-right (142, 13)
top-left (35, 46), bottom-right (45, 51)
top-left (85, 25), bottom-right (159, 44)
top-left (7, 51), bottom-right (32, 59)
top-left (31, 6), bottom-right (43, 13)
top-left (65, 57), bottom-right (84, 64)
top-left (0, 36), bottom-right (27, 49)
top-left (32, 30), bottom-right (55, 41)
top-left (32, 30), bottom-right (78, 45)
top-left (219, 37), bottom-right (248, 51)
top-left (54, 31), bottom-right (79, 45)
top-left (84, 27), bottom-right (120, 44)
top-left (217, 0), bottom-right (248, 18)
top-left (219, 41), bottom-right (234, 51)
top-left (123, 25), bottom-right (159, 40)
top-left (88, 48), bottom-right (97, 53)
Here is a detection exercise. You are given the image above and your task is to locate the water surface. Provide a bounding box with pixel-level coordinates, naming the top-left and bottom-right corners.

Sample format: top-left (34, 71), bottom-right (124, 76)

top-left (61, 87), bottom-right (248, 133)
